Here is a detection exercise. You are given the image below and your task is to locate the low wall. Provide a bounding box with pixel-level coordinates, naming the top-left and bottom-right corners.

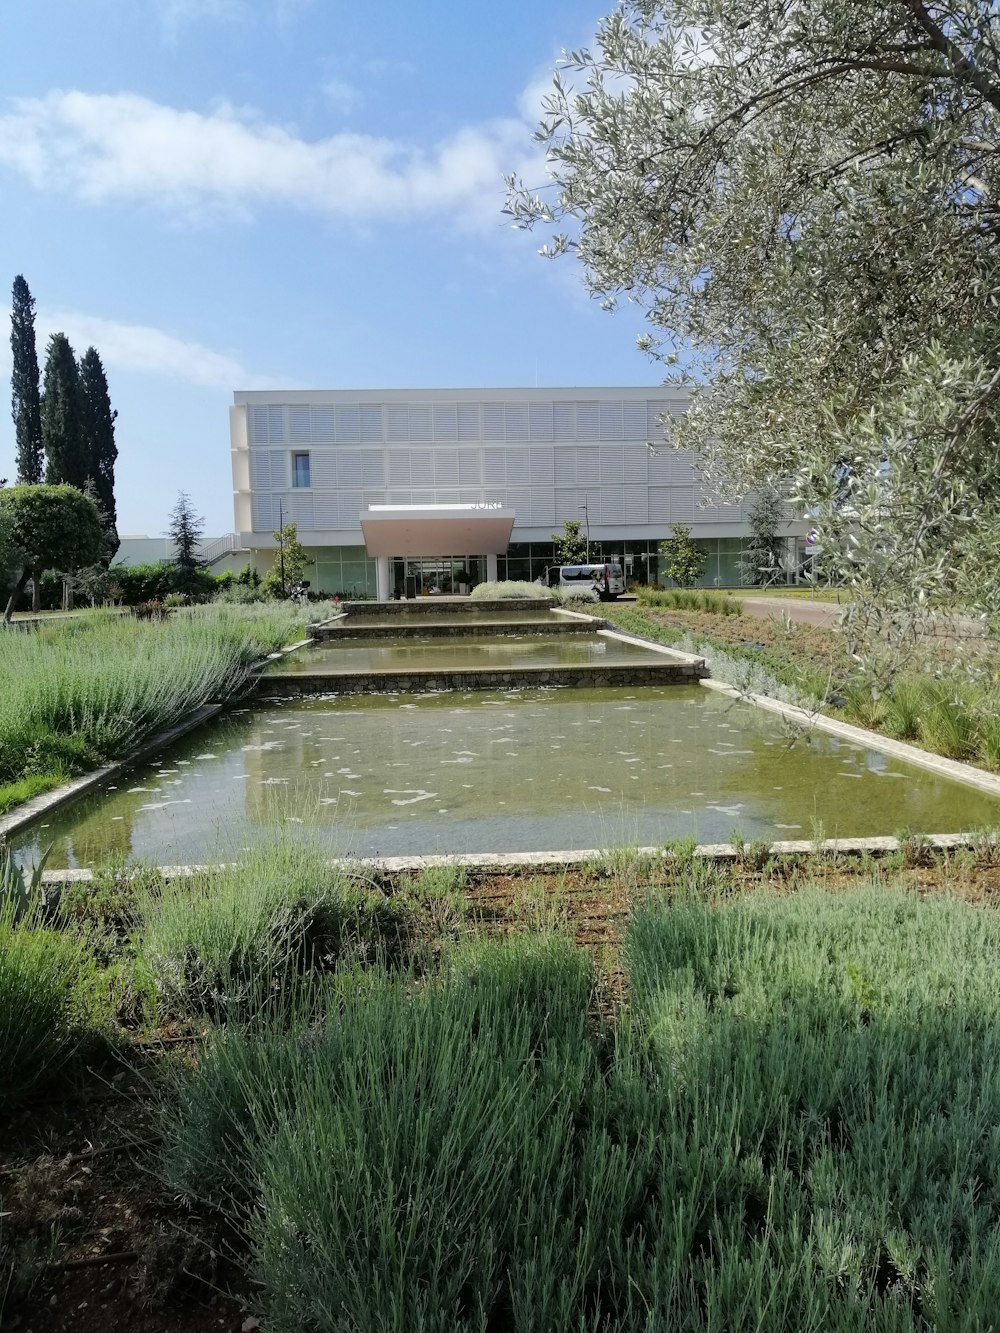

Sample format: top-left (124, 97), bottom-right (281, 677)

top-left (259, 658), bottom-right (706, 697)
top-left (310, 618), bottom-right (601, 641)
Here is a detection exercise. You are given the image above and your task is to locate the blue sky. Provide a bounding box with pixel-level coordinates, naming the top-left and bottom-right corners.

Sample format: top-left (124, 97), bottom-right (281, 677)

top-left (0, 0), bottom-right (658, 536)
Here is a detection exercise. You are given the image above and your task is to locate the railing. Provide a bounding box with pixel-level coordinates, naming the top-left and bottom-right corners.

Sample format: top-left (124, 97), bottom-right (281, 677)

top-left (198, 533), bottom-right (242, 566)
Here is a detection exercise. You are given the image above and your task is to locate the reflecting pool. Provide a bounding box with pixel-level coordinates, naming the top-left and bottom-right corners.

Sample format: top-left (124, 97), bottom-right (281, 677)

top-left (268, 633), bottom-right (666, 674)
top-left (13, 685), bottom-right (999, 866)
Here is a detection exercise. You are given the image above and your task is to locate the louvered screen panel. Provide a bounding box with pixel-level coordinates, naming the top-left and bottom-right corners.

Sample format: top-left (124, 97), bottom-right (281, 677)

top-left (313, 494), bottom-right (339, 528)
top-left (289, 407), bottom-right (311, 443)
top-left (530, 489), bottom-right (555, 525)
top-left (267, 405), bottom-right (286, 442)
top-left (670, 488), bottom-right (696, 521)
top-left (337, 451), bottom-right (363, 487)
top-left (529, 403), bottom-right (553, 441)
top-left (433, 404), bottom-right (458, 441)
top-left (269, 450), bottom-right (289, 488)
top-left (574, 446), bottom-right (600, 484)
top-left (458, 450), bottom-right (482, 484)
top-left (409, 450), bottom-right (434, 486)
top-left (624, 445), bottom-right (648, 483)
top-left (554, 449), bottom-right (576, 484)
top-left (599, 401), bottom-right (623, 440)
top-left (599, 486), bottom-right (625, 525)
top-left (362, 453), bottom-right (385, 487)
top-left (482, 403), bottom-right (505, 441)
top-left (671, 451), bottom-right (695, 484)
top-left (387, 490), bottom-right (412, 504)
top-left (505, 487), bottom-right (530, 518)
top-left (360, 405), bottom-right (383, 441)
top-left (599, 447), bottom-right (624, 484)
top-left (576, 401), bottom-right (599, 440)
top-left (408, 405), bottom-right (432, 442)
top-left (387, 451), bottom-right (411, 486)
top-left (387, 405), bottom-right (409, 442)
top-left (623, 401), bottom-right (647, 439)
top-left (288, 493), bottom-right (314, 526)
top-left (457, 403), bottom-right (481, 441)
top-left (555, 489), bottom-right (580, 521)
top-left (434, 489), bottom-right (459, 505)
top-left (624, 484), bottom-right (648, 523)
top-left (648, 488), bottom-right (670, 523)
top-left (337, 492), bottom-right (363, 528)
top-left (504, 403), bottom-right (529, 442)
top-left (310, 451), bottom-right (336, 487)
top-left (250, 451), bottom-right (273, 489)
top-left (647, 448), bottom-right (672, 482)
top-left (458, 488), bottom-right (484, 505)
top-left (483, 448), bottom-right (505, 484)
top-left (646, 402), bottom-right (672, 435)
top-left (410, 489), bottom-right (435, 508)
top-left (248, 406), bottom-right (269, 444)
top-left (553, 402), bottom-right (575, 439)
top-left (434, 450), bottom-right (459, 485)
top-left (504, 448), bottom-right (530, 485)
top-left (310, 408), bottom-right (335, 443)
top-left (335, 406), bottom-right (361, 442)
top-left (529, 447), bottom-right (554, 485)
top-left (251, 494), bottom-right (277, 530)
top-left (362, 490), bottom-right (385, 511)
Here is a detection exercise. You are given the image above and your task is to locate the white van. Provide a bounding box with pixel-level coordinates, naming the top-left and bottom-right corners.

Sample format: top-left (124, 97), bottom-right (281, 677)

top-left (546, 562), bottom-right (625, 601)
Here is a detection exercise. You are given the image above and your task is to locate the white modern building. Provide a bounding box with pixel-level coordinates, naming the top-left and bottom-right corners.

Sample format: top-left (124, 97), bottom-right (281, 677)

top-left (231, 386), bottom-right (805, 598)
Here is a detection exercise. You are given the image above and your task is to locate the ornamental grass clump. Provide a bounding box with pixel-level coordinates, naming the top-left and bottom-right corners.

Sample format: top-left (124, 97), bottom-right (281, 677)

top-left (0, 604), bottom-right (314, 793)
top-left (0, 898), bottom-right (105, 1106)
top-left (139, 841), bottom-right (407, 1018)
top-left (468, 580), bottom-right (552, 601)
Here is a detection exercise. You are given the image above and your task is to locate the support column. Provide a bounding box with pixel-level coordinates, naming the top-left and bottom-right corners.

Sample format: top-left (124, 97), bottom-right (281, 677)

top-left (486, 553), bottom-right (499, 583)
top-left (375, 554), bottom-right (390, 602)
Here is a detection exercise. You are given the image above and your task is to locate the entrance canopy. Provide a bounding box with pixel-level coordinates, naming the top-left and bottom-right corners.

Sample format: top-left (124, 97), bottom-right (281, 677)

top-left (360, 504), bottom-right (515, 557)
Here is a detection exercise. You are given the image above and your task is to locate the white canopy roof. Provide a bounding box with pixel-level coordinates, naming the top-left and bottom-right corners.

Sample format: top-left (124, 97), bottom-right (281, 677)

top-left (360, 505), bottom-right (515, 557)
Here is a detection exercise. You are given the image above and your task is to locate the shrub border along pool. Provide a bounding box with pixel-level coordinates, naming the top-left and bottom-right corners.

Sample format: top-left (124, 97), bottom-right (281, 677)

top-left (0, 633), bottom-right (317, 843)
top-left (30, 831), bottom-right (986, 885)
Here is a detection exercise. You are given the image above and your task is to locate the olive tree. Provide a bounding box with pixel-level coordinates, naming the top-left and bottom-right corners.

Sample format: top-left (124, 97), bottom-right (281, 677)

top-left (0, 485), bottom-right (102, 621)
top-left (506, 0), bottom-right (1000, 677)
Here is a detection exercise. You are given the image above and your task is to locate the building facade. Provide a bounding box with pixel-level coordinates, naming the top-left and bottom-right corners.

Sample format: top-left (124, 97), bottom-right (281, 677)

top-left (231, 386), bottom-right (804, 597)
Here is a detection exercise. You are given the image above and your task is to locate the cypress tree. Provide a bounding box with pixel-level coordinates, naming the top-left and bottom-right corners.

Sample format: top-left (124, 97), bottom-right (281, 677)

top-left (79, 346), bottom-right (119, 560)
top-left (167, 491), bottom-right (206, 596)
top-left (42, 332), bottom-right (86, 488)
top-left (10, 275), bottom-right (43, 484)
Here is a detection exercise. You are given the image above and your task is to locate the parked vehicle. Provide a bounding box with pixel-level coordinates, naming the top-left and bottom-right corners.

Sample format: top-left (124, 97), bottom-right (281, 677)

top-left (546, 563), bottom-right (625, 601)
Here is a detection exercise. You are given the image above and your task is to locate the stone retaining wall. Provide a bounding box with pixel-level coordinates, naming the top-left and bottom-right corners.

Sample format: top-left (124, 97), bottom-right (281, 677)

top-left (259, 659), bottom-right (706, 697)
top-left (310, 618), bottom-right (602, 641)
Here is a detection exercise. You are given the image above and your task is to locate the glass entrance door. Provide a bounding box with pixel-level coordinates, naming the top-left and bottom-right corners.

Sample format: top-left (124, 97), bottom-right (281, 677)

top-left (389, 556), bottom-right (486, 597)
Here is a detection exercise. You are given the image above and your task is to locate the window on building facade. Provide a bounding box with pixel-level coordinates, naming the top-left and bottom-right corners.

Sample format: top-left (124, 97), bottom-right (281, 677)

top-left (292, 452), bottom-right (311, 488)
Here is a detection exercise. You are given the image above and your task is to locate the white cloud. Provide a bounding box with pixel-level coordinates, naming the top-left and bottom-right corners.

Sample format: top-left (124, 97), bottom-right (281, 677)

top-left (0, 90), bottom-right (540, 225)
top-left (11, 309), bottom-right (285, 391)
top-left (321, 78), bottom-right (362, 115)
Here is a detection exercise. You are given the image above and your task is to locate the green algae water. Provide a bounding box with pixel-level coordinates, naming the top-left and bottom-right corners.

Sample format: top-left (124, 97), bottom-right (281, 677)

top-left (268, 632), bottom-right (664, 674)
top-left (12, 685), bottom-right (999, 867)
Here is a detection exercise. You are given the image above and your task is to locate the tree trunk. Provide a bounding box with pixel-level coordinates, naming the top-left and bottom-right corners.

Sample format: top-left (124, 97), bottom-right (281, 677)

top-left (32, 567), bottom-right (41, 612)
top-left (4, 569), bottom-right (31, 624)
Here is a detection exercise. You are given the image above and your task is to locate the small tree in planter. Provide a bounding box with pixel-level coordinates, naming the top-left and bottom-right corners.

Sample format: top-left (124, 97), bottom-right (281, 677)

top-left (741, 484), bottom-right (786, 587)
top-left (658, 524), bottom-right (707, 588)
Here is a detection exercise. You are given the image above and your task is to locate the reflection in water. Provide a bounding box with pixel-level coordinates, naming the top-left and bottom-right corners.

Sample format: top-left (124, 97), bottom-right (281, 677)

top-left (267, 632), bottom-right (663, 674)
top-left (12, 686), bottom-right (999, 867)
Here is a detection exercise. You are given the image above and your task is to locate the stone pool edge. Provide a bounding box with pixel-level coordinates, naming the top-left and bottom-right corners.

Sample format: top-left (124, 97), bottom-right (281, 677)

top-left (33, 831), bottom-right (987, 884)
top-left (700, 678), bottom-right (1000, 798)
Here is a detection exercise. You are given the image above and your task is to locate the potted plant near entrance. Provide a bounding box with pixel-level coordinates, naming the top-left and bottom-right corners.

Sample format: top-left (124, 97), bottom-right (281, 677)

top-left (455, 568), bottom-right (470, 595)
